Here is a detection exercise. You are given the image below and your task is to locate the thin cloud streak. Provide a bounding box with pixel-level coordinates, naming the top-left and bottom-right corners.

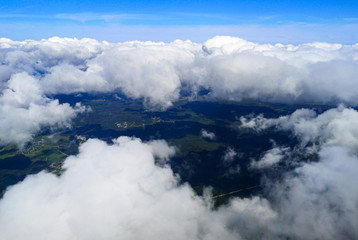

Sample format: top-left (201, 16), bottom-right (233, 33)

top-left (54, 12), bottom-right (152, 23)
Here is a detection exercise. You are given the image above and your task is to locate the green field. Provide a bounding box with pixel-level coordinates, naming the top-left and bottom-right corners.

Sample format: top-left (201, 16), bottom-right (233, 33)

top-left (0, 94), bottom-right (333, 200)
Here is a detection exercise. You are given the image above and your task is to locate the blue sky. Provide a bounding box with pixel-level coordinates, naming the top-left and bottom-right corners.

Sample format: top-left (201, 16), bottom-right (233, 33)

top-left (1, 0), bottom-right (358, 43)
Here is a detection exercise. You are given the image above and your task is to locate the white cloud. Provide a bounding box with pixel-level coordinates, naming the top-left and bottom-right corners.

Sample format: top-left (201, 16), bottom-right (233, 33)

top-left (1, 136), bottom-right (358, 239)
top-left (250, 146), bottom-right (288, 169)
top-left (148, 139), bottom-right (176, 164)
top-left (0, 37), bottom-right (103, 74)
top-left (1, 36), bottom-right (358, 239)
top-left (41, 40), bottom-right (198, 108)
top-left (200, 129), bottom-right (216, 140)
top-left (221, 147), bottom-right (240, 174)
top-left (238, 106), bottom-right (358, 238)
top-left (240, 105), bottom-right (358, 151)
top-left (267, 146), bottom-right (358, 240)
top-left (0, 72), bottom-right (86, 147)
top-left (239, 114), bottom-right (268, 130)
top-left (0, 136), bottom-right (271, 240)
top-left (1, 36), bottom-right (358, 109)
top-left (197, 36), bottom-right (358, 104)
top-left (222, 147), bottom-right (237, 163)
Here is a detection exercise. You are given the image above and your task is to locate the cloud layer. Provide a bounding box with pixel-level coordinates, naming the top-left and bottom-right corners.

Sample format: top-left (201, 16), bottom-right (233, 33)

top-left (0, 137), bottom-right (269, 240)
top-left (0, 72), bottom-right (86, 147)
top-left (1, 131), bottom-right (358, 239)
top-left (1, 36), bottom-right (358, 145)
top-left (240, 105), bottom-right (358, 151)
top-left (1, 36), bottom-right (358, 239)
top-left (239, 106), bottom-right (358, 239)
top-left (2, 36), bottom-right (358, 107)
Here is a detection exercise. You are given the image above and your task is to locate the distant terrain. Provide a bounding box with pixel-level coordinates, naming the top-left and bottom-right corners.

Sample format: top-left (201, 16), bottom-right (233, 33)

top-left (0, 94), bottom-right (332, 203)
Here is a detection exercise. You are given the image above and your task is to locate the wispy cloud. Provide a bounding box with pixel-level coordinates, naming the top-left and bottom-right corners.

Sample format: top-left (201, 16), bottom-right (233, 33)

top-left (344, 17), bottom-right (358, 21)
top-left (0, 13), bottom-right (50, 19)
top-left (55, 12), bottom-right (146, 23)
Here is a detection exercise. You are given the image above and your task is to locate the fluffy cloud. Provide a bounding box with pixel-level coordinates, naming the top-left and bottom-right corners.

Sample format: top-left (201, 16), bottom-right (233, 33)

top-left (1, 36), bottom-right (358, 239)
top-left (196, 36), bottom-right (358, 104)
top-left (0, 136), bottom-right (269, 240)
top-left (238, 106), bottom-right (358, 238)
top-left (0, 72), bottom-right (86, 147)
top-left (222, 147), bottom-right (237, 163)
top-left (1, 136), bottom-right (358, 239)
top-left (200, 129), bottom-right (216, 140)
top-left (40, 40), bottom-right (198, 108)
top-left (221, 147), bottom-right (241, 174)
top-left (1, 36), bottom-right (358, 108)
top-left (0, 37), bottom-right (103, 73)
top-left (250, 146), bottom-right (288, 169)
top-left (267, 146), bottom-right (358, 240)
top-left (1, 36), bottom-right (358, 149)
top-left (240, 105), bottom-right (358, 151)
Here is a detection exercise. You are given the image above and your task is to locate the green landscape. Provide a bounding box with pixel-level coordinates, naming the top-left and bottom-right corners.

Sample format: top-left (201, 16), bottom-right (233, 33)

top-left (0, 94), bottom-right (333, 201)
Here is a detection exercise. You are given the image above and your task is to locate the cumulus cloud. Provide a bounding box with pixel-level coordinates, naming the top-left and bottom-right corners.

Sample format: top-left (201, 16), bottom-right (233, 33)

top-left (250, 146), bottom-right (288, 169)
top-left (197, 36), bottom-right (358, 104)
top-left (1, 36), bottom-right (358, 239)
top-left (40, 40), bottom-right (198, 108)
top-left (222, 147), bottom-right (237, 163)
top-left (0, 72), bottom-right (86, 147)
top-left (267, 146), bottom-right (358, 240)
top-left (221, 147), bottom-right (240, 174)
top-left (1, 36), bottom-right (358, 108)
top-left (200, 129), bottom-right (216, 140)
top-left (238, 106), bottom-right (358, 238)
top-left (147, 139), bottom-right (176, 164)
top-left (1, 136), bottom-right (358, 239)
top-left (0, 136), bottom-right (271, 240)
top-left (240, 105), bottom-right (358, 151)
